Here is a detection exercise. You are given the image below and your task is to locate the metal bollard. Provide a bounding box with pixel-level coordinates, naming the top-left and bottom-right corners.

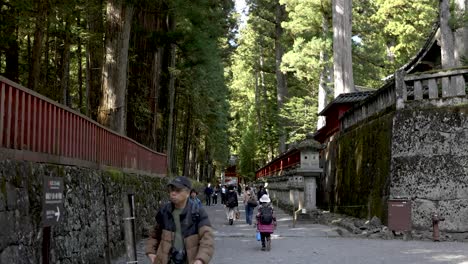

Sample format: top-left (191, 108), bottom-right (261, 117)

top-left (432, 213), bottom-right (445, 242)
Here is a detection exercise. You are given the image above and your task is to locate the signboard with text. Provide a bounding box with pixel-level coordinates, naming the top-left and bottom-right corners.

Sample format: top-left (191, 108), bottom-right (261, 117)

top-left (42, 177), bottom-right (64, 227)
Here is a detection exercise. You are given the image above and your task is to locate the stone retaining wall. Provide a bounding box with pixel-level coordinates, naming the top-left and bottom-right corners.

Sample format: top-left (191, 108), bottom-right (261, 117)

top-left (0, 159), bottom-right (167, 264)
top-left (320, 110), bottom-right (394, 221)
top-left (391, 104), bottom-right (468, 232)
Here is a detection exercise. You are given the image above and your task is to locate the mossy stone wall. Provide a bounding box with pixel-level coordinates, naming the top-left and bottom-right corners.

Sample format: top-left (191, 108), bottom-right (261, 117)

top-left (332, 111), bottom-right (393, 221)
top-left (392, 104), bottom-right (468, 232)
top-left (0, 159), bottom-right (167, 264)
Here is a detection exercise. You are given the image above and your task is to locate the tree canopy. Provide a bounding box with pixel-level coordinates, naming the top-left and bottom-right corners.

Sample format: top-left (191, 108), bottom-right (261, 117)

top-left (0, 0), bottom-right (447, 182)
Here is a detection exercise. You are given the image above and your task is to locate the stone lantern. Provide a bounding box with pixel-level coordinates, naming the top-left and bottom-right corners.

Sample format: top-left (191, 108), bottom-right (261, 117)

top-left (295, 134), bottom-right (324, 211)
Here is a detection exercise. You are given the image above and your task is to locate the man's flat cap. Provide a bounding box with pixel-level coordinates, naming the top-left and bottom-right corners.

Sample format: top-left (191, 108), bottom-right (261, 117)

top-left (167, 176), bottom-right (192, 189)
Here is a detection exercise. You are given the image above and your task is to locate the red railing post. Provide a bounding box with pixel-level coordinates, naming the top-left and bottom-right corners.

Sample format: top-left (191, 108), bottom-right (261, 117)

top-left (25, 93), bottom-right (31, 150)
top-left (5, 85), bottom-right (12, 148)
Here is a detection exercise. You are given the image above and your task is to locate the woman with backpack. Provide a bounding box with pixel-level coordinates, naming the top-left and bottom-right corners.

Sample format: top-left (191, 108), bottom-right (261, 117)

top-left (255, 194), bottom-right (276, 251)
top-left (243, 186), bottom-right (257, 225)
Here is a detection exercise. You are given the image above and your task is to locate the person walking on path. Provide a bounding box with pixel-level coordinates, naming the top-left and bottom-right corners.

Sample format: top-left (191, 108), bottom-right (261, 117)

top-left (255, 194), bottom-right (276, 251)
top-left (225, 185), bottom-right (239, 225)
top-left (256, 185), bottom-right (268, 201)
top-left (243, 186), bottom-right (257, 225)
top-left (204, 183), bottom-right (213, 206)
top-left (145, 176), bottom-right (214, 264)
top-left (212, 185), bottom-right (219, 205)
top-left (190, 189), bottom-right (202, 207)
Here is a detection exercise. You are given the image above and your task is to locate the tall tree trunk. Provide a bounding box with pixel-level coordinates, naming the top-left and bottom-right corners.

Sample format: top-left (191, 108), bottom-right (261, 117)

top-left (150, 12), bottom-right (164, 150)
top-left (454, 0), bottom-right (468, 65)
top-left (259, 47), bottom-right (268, 134)
top-left (439, 0), bottom-right (465, 96)
top-left (85, 48), bottom-right (91, 116)
top-left (53, 23), bottom-right (60, 94)
top-left (151, 47), bottom-right (164, 149)
top-left (27, 34), bottom-right (31, 72)
top-left (204, 141), bottom-right (211, 182)
top-left (183, 105), bottom-right (191, 177)
top-left (4, 8), bottom-right (19, 82)
top-left (275, 1), bottom-right (288, 153)
top-left (333, 0), bottom-right (355, 97)
top-left (440, 0), bottom-right (456, 68)
top-left (255, 70), bottom-right (262, 131)
top-left (43, 18), bottom-right (50, 89)
top-left (77, 16), bottom-right (83, 111)
top-left (191, 139), bottom-right (198, 180)
top-left (190, 128), bottom-right (199, 179)
top-left (98, 0), bottom-right (134, 134)
top-left (318, 13), bottom-right (332, 129)
top-left (87, 0), bottom-right (104, 120)
top-left (28, 0), bottom-right (47, 91)
top-left (61, 20), bottom-right (71, 107)
top-left (166, 14), bottom-right (177, 176)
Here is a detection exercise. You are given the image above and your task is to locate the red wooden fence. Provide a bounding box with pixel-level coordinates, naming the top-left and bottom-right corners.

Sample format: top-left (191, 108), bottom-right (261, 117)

top-left (0, 76), bottom-right (167, 176)
top-left (255, 149), bottom-right (300, 178)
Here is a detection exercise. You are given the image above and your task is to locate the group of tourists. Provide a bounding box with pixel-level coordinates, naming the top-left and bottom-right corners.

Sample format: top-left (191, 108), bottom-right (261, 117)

top-left (203, 183), bottom-right (234, 206)
top-left (214, 182), bottom-right (277, 251)
top-left (145, 176), bottom-right (277, 264)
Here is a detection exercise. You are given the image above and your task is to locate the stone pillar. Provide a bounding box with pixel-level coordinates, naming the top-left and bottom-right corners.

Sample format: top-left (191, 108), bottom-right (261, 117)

top-left (304, 176), bottom-right (317, 210)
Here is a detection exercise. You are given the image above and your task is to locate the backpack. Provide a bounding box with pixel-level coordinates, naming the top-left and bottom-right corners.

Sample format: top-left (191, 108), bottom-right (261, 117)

top-left (247, 192), bottom-right (258, 207)
top-left (190, 200), bottom-right (200, 222)
top-left (259, 206), bottom-right (273, 225)
top-left (226, 193), bottom-right (237, 207)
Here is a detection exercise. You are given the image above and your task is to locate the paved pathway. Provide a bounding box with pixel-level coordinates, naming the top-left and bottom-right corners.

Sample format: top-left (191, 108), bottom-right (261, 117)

top-left (114, 197), bottom-right (468, 264)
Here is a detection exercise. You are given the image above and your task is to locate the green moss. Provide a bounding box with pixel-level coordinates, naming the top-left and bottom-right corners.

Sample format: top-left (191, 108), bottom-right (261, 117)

top-left (105, 169), bottom-right (125, 183)
top-left (334, 111), bottom-right (393, 221)
top-left (57, 166), bottom-right (66, 177)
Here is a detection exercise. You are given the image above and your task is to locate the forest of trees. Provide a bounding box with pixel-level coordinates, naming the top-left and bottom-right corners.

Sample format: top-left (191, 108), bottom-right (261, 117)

top-left (0, 0), bottom-right (465, 182)
top-left (0, 0), bottom-right (236, 181)
top-left (229, 0), bottom-right (450, 181)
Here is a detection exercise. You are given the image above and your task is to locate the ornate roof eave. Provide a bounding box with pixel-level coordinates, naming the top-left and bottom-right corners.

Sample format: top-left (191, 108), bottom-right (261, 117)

top-left (382, 22), bottom-right (440, 82)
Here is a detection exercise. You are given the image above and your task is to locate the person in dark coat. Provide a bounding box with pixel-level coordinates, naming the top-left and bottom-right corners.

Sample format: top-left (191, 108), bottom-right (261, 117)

top-left (224, 185), bottom-right (239, 225)
top-left (257, 185), bottom-right (268, 201)
top-left (212, 185), bottom-right (219, 205)
top-left (204, 183), bottom-right (213, 206)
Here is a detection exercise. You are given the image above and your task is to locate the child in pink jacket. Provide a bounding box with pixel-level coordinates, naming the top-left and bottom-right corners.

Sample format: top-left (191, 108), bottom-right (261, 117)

top-left (255, 194), bottom-right (276, 251)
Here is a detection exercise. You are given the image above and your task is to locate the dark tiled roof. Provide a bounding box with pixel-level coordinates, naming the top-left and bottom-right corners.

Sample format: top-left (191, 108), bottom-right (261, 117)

top-left (319, 91), bottom-right (374, 116)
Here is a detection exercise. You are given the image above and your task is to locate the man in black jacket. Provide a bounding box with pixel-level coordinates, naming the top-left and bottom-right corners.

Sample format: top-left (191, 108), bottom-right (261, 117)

top-left (204, 184), bottom-right (213, 206)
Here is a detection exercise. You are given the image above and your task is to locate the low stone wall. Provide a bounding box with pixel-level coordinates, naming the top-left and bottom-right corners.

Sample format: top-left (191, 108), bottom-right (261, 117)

top-left (0, 159), bottom-right (167, 263)
top-left (266, 174), bottom-right (305, 212)
top-left (392, 104), bottom-right (468, 232)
